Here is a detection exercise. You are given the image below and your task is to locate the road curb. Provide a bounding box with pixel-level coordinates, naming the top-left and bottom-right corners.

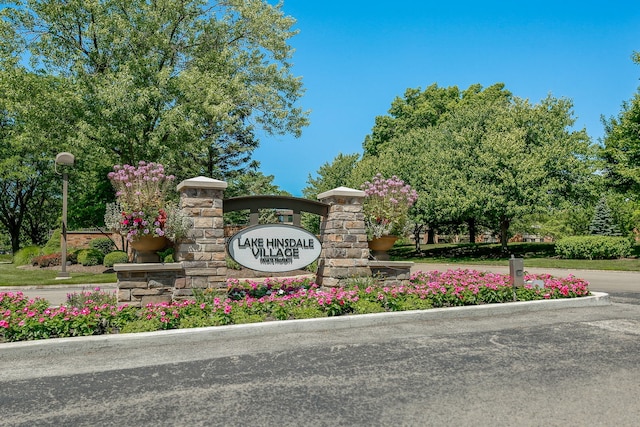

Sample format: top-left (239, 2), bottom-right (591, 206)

top-left (1, 292), bottom-right (610, 353)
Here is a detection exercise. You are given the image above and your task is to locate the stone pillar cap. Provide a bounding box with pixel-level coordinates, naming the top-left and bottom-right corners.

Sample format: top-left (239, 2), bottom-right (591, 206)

top-left (177, 176), bottom-right (228, 191)
top-left (317, 186), bottom-right (365, 200)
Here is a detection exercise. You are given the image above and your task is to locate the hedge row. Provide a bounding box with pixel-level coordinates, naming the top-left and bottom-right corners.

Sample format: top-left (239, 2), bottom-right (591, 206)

top-left (555, 235), bottom-right (632, 260)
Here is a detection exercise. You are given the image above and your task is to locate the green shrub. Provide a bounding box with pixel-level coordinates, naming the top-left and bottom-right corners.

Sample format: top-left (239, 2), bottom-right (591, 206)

top-left (157, 247), bottom-right (174, 263)
top-left (77, 249), bottom-right (105, 266)
top-left (13, 246), bottom-right (42, 266)
top-left (68, 249), bottom-right (80, 265)
top-left (555, 235), bottom-right (632, 260)
top-left (89, 237), bottom-right (116, 255)
top-left (305, 260), bottom-right (318, 273)
top-left (225, 256), bottom-right (242, 270)
top-left (103, 251), bottom-right (129, 267)
top-left (42, 229), bottom-right (61, 255)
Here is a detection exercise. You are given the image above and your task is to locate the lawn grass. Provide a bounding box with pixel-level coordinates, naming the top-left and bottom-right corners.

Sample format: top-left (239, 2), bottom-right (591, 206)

top-left (0, 263), bottom-right (116, 287)
top-left (390, 242), bottom-right (640, 271)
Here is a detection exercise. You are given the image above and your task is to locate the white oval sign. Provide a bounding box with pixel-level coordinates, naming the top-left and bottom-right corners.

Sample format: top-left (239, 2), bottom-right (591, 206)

top-left (227, 224), bottom-right (322, 273)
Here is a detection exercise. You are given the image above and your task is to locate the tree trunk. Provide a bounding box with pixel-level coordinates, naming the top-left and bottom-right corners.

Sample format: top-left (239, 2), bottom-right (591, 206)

top-left (1, 209), bottom-right (24, 254)
top-left (426, 228), bottom-right (436, 245)
top-left (413, 223), bottom-right (424, 254)
top-left (10, 230), bottom-right (20, 254)
top-left (500, 217), bottom-right (510, 254)
top-left (468, 218), bottom-right (477, 244)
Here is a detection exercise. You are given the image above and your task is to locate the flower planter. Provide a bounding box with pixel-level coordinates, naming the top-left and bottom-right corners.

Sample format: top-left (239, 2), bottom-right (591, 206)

top-left (368, 235), bottom-right (398, 260)
top-left (130, 235), bottom-right (168, 263)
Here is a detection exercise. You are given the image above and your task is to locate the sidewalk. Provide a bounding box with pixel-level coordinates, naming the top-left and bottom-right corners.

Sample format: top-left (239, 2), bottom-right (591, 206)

top-left (1, 283), bottom-right (117, 306)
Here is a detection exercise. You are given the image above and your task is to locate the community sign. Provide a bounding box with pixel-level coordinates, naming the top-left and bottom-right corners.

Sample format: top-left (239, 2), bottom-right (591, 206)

top-left (227, 224), bottom-right (322, 273)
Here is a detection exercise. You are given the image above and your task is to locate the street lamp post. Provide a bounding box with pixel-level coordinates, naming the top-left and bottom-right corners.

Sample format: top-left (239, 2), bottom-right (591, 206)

top-left (55, 152), bottom-right (75, 279)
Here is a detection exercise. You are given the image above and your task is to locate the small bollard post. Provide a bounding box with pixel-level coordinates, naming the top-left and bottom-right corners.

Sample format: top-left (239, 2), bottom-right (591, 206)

top-left (509, 254), bottom-right (524, 301)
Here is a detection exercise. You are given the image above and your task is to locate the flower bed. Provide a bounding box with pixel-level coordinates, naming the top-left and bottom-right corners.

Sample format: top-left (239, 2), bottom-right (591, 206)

top-left (0, 270), bottom-right (590, 342)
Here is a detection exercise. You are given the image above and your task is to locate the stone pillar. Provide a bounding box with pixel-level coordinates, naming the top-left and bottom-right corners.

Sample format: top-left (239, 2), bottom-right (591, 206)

top-left (316, 186), bottom-right (371, 287)
top-left (175, 176), bottom-right (228, 299)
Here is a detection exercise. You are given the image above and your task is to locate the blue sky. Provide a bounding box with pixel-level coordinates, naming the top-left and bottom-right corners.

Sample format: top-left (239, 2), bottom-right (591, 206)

top-left (254, 0), bottom-right (640, 196)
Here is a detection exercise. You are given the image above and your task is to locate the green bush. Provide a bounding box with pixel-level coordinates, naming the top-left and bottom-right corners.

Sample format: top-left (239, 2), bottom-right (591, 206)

top-left (89, 237), bottom-right (116, 255)
top-left (77, 249), bottom-right (105, 266)
top-left (555, 235), bottom-right (632, 260)
top-left (42, 229), bottom-right (61, 255)
top-left (225, 256), bottom-right (242, 270)
top-left (157, 247), bottom-right (175, 263)
top-left (13, 246), bottom-right (42, 266)
top-left (305, 260), bottom-right (318, 273)
top-left (103, 251), bottom-right (129, 267)
top-left (67, 249), bottom-right (79, 265)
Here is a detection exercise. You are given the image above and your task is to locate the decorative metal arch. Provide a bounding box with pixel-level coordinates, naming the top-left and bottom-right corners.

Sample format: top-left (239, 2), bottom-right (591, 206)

top-left (223, 195), bottom-right (329, 226)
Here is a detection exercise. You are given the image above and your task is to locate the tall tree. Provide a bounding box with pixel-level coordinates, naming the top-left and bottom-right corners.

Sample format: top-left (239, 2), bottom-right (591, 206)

top-left (589, 196), bottom-right (622, 236)
top-left (464, 96), bottom-right (594, 251)
top-left (358, 83), bottom-right (596, 253)
top-left (224, 170), bottom-right (290, 225)
top-left (363, 83), bottom-right (462, 157)
top-left (302, 153), bottom-right (360, 233)
top-left (0, 68), bottom-right (77, 252)
top-left (2, 0), bottom-right (308, 225)
top-left (601, 52), bottom-right (640, 196)
top-left (302, 153), bottom-right (360, 199)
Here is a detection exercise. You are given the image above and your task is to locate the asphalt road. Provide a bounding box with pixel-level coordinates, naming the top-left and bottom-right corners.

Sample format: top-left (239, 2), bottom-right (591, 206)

top-left (1, 293), bottom-right (639, 426)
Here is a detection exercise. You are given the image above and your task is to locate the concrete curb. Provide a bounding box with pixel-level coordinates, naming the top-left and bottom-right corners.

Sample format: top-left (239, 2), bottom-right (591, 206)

top-left (1, 292), bottom-right (610, 353)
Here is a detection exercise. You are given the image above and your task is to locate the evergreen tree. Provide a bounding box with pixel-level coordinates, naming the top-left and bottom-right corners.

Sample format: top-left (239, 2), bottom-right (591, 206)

top-left (589, 197), bottom-right (622, 236)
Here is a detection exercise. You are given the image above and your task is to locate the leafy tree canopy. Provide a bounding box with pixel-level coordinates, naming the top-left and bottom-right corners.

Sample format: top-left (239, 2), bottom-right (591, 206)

top-left (302, 153), bottom-right (360, 199)
top-left (224, 170), bottom-right (290, 226)
top-left (357, 83), bottom-right (596, 252)
top-left (301, 152), bottom-right (359, 233)
top-left (0, 67), bottom-right (77, 252)
top-left (362, 83), bottom-right (511, 157)
top-left (601, 53), bottom-right (640, 196)
top-left (0, 0), bottom-right (308, 235)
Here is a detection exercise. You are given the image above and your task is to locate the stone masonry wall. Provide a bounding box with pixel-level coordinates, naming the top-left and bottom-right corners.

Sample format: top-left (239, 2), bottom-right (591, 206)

top-left (115, 264), bottom-right (184, 307)
top-left (115, 181), bottom-right (412, 302)
top-left (173, 177), bottom-right (228, 300)
top-left (316, 187), bottom-right (371, 287)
